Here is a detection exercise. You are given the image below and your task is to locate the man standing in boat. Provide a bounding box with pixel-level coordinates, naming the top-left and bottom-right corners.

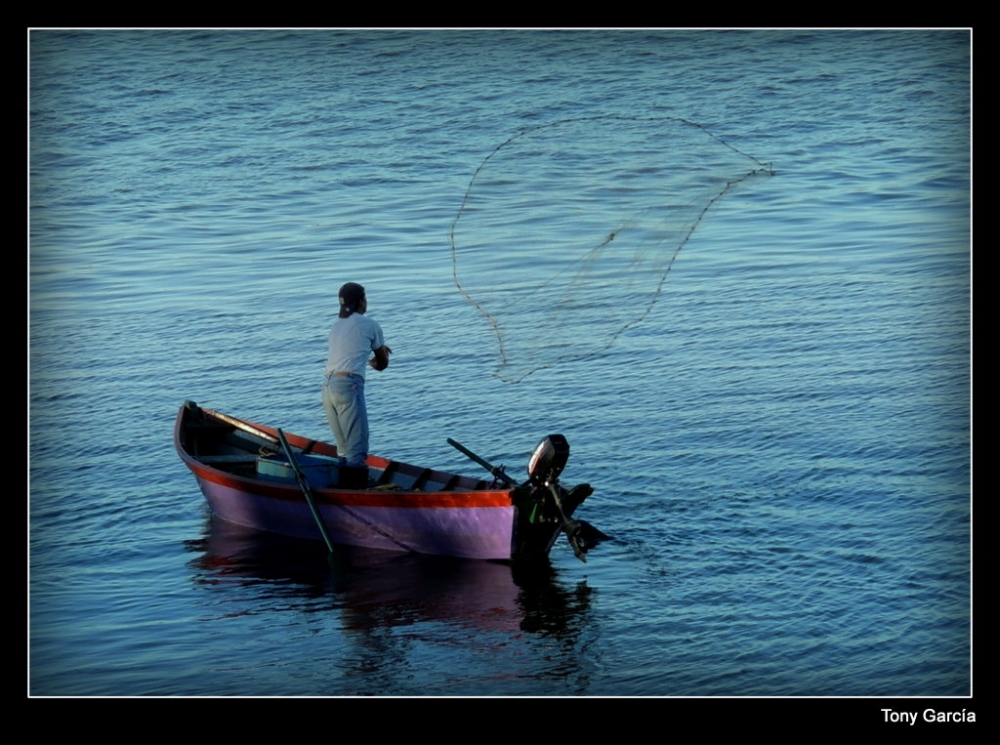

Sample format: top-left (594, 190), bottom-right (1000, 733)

top-left (323, 282), bottom-right (391, 468)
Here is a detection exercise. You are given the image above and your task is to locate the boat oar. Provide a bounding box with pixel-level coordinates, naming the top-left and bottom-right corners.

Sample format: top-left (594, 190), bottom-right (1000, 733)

top-left (276, 428), bottom-right (336, 556)
top-left (447, 438), bottom-right (515, 486)
top-left (278, 429), bottom-right (413, 557)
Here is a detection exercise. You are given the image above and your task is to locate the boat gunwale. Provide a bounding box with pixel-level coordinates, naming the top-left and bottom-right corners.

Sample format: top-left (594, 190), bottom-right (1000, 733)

top-left (175, 404), bottom-right (517, 510)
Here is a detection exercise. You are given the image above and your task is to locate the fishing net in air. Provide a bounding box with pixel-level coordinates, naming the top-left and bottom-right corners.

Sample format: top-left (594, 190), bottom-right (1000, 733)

top-left (449, 115), bottom-right (774, 383)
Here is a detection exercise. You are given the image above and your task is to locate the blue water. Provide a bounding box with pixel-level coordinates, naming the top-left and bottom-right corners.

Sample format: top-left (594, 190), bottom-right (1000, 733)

top-left (29, 30), bottom-right (971, 702)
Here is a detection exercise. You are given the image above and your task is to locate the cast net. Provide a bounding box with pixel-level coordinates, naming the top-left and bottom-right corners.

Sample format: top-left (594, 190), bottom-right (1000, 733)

top-left (449, 115), bottom-right (774, 383)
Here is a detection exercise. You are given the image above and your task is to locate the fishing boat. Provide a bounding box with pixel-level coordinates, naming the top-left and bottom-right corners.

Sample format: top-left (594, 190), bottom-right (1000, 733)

top-left (175, 401), bottom-right (605, 562)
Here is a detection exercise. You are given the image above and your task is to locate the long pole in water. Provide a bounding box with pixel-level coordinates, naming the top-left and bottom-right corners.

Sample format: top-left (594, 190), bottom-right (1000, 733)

top-left (277, 428), bottom-right (336, 555)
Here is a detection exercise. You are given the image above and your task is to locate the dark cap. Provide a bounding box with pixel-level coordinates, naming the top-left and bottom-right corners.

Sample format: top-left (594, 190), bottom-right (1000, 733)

top-left (338, 282), bottom-right (366, 317)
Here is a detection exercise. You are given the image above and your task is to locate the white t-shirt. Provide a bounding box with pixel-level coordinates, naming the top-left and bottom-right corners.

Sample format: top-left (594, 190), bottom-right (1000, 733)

top-left (325, 313), bottom-right (385, 379)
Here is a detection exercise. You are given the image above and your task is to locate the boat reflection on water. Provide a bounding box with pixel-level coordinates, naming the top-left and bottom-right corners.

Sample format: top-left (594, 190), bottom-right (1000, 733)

top-left (186, 514), bottom-right (596, 637)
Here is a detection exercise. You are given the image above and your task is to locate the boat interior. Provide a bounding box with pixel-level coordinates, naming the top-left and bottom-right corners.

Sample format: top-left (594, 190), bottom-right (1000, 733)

top-left (180, 405), bottom-right (500, 493)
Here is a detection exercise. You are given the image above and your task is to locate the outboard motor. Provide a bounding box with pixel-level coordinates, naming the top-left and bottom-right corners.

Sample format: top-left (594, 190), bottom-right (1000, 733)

top-left (526, 434), bottom-right (570, 486)
top-left (448, 433), bottom-right (606, 562)
top-left (525, 434), bottom-right (605, 561)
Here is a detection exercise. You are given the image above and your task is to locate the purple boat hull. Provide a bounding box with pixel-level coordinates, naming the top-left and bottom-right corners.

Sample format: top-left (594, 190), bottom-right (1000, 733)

top-left (196, 477), bottom-right (517, 560)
